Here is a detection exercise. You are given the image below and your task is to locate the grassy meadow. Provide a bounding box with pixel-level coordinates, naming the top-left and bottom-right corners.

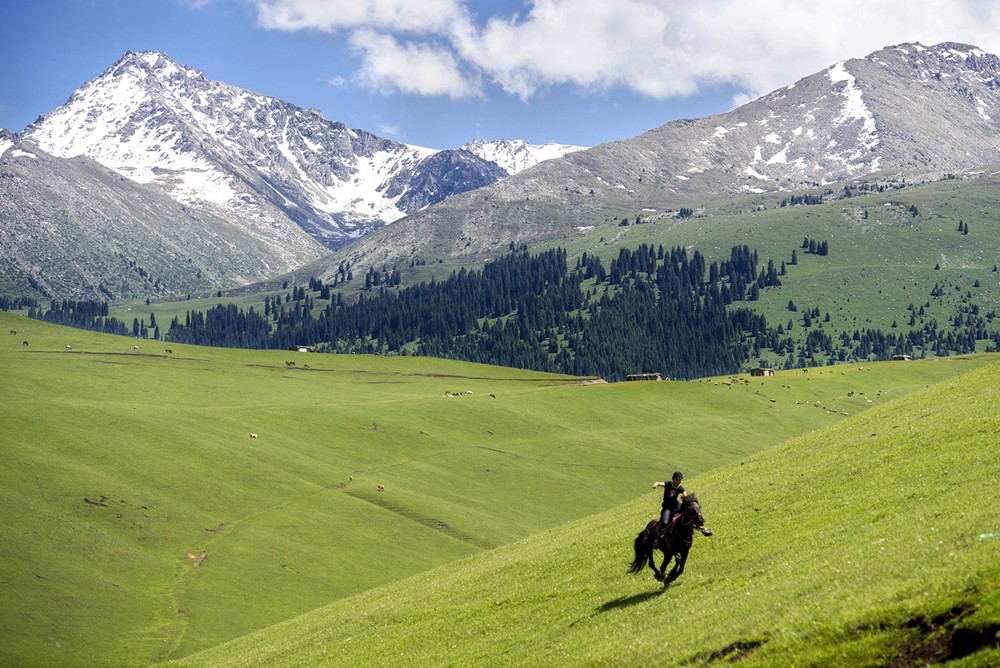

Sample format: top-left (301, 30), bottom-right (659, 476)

top-left (1, 310), bottom-right (997, 666)
top-left (176, 356), bottom-right (1000, 667)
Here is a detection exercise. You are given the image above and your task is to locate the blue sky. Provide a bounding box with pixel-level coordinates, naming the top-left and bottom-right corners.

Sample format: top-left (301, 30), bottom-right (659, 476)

top-left (3, 1), bottom-right (1000, 149)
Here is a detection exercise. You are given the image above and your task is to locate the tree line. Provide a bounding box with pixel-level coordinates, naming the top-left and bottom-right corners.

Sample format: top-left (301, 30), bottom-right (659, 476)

top-left (164, 244), bottom-right (778, 380)
top-left (10, 240), bottom-right (997, 379)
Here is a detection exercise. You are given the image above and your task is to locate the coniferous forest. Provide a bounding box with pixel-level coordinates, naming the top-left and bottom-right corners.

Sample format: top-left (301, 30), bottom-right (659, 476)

top-left (20, 242), bottom-right (999, 381)
top-left (167, 243), bottom-right (774, 380)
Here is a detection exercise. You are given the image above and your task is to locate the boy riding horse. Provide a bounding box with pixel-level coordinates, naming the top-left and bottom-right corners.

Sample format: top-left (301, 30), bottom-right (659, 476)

top-left (652, 471), bottom-right (713, 537)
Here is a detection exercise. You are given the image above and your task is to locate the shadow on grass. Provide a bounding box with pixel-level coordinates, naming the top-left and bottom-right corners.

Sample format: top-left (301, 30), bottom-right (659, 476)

top-left (569, 588), bottom-right (668, 627)
top-left (597, 589), bottom-right (668, 612)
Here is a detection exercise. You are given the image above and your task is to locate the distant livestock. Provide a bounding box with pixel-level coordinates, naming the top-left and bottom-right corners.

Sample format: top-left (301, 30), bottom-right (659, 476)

top-left (133, 345), bottom-right (140, 351)
top-left (377, 484), bottom-right (385, 492)
top-left (9, 330), bottom-right (16, 335)
top-left (250, 433), bottom-right (258, 440)
top-left (65, 345), bottom-right (72, 350)
top-left (165, 349), bottom-right (173, 354)
top-left (22, 341), bottom-right (28, 346)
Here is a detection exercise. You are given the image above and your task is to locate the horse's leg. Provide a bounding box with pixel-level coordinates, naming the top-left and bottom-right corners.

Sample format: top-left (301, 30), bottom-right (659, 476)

top-left (656, 549), bottom-right (674, 584)
top-left (665, 548), bottom-right (688, 584)
top-left (647, 542), bottom-right (664, 581)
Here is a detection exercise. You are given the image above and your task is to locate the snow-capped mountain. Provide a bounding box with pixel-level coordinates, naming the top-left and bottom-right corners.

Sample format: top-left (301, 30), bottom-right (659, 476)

top-left (662, 41), bottom-right (1000, 191)
top-left (0, 132), bottom-right (325, 299)
top-left (23, 51), bottom-right (506, 250)
top-left (332, 41), bottom-right (1000, 271)
top-left (462, 138), bottom-right (586, 175)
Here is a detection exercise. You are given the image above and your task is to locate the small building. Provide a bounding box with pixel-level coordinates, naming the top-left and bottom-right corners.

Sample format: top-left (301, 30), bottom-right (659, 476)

top-left (288, 345), bottom-right (314, 353)
top-left (749, 367), bottom-right (775, 377)
top-left (892, 354), bottom-right (912, 361)
top-left (626, 373), bottom-right (662, 381)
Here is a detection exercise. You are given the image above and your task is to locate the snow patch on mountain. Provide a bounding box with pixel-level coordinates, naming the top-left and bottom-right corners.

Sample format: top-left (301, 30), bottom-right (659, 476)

top-left (462, 138), bottom-right (586, 175)
top-left (828, 61), bottom-right (880, 164)
top-left (24, 51), bottom-right (506, 250)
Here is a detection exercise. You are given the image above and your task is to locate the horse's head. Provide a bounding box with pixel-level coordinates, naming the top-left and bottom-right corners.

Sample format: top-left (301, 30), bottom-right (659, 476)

top-left (682, 493), bottom-right (705, 527)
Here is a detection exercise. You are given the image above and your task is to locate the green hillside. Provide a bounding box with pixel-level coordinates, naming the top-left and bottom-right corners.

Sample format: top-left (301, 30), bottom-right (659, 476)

top-left (1, 311), bottom-right (995, 666)
top-left (90, 171), bottom-right (1000, 381)
top-left (548, 173), bottom-right (1000, 362)
top-left (176, 357), bottom-right (1000, 667)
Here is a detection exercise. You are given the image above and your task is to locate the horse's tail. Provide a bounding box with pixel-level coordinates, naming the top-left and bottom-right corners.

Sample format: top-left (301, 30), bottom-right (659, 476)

top-left (627, 530), bottom-right (649, 574)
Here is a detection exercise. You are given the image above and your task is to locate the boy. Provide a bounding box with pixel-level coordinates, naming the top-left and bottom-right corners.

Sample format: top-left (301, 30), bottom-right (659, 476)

top-left (652, 471), bottom-right (713, 536)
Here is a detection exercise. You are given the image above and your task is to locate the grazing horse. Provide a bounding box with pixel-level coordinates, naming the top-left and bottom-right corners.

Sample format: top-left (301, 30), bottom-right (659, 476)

top-left (628, 493), bottom-right (705, 586)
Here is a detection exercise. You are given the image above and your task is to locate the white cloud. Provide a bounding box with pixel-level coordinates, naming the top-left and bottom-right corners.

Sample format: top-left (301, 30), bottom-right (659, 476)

top-left (378, 123), bottom-right (402, 137)
top-left (254, 0), bottom-right (468, 34)
top-left (349, 30), bottom-right (482, 99)
top-left (463, 0), bottom-right (681, 99)
top-left (252, 0), bottom-right (1000, 102)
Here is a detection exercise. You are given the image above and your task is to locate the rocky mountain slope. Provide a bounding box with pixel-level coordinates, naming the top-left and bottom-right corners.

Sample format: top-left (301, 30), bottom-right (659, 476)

top-left (4, 51), bottom-right (586, 299)
top-left (7, 42), bottom-right (1000, 299)
top-left (21, 51), bottom-right (507, 251)
top-left (328, 42), bottom-right (1000, 274)
top-left (0, 131), bottom-right (324, 298)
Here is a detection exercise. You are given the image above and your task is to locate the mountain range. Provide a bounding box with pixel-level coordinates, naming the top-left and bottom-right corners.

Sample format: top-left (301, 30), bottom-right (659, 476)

top-left (326, 41), bottom-right (1000, 276)
top-left (3, 42), bottom-right (1000, 299)
top-left (0, 51), bottom-right (580, 299)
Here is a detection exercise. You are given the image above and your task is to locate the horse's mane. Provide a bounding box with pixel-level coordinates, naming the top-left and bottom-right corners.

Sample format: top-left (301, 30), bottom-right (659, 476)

top-left (684, 492), bottom-right (699, 505)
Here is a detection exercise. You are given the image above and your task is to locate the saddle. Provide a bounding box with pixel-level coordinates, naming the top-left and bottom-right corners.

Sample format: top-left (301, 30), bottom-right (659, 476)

top-left (659, 513), bottom-right (681, 533)
top-left (651, 515), bottom-right (678, 547)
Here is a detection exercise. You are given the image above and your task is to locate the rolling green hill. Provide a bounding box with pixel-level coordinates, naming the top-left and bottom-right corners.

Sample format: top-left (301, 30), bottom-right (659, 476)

top-left (175, 356), bottom-right (1000, 667)
top-left (1, 311), bottom-right (996, 666)
top-left (92, 170), bottom-right (1000, 381)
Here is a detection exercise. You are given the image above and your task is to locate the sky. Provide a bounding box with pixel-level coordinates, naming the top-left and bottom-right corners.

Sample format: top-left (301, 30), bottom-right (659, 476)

top-left (3, 0), bottom-right (1000, 150)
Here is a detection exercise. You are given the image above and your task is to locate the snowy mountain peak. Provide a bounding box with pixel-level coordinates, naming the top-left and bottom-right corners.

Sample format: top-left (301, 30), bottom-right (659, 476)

top-left (461, 138), bottom-right (586, 175)
top-left (109, 50), bottom-right (203, 80)
top-left (660, 40), bottom-right (1000, 194)
top-left (23, 51), bottom-right (506, 249)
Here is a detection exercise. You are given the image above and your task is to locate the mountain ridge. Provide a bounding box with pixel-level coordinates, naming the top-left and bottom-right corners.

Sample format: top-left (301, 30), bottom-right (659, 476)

top-left (324, 41), bottom-right (1000, 275)
top-left (21, 50), bottom-right (510, 250)
top-left (3, 50), bottom-right (588, 299)
top-left (0, 132), bottom-right (324, 298)
top-left (6, 42), bottom-right (1000, 299)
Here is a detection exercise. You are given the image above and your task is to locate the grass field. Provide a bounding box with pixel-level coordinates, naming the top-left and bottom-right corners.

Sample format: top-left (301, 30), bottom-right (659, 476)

top-left (1, 310), bottom-right (997, 666)
top-left (175, 356), bottom-right (1000, 667)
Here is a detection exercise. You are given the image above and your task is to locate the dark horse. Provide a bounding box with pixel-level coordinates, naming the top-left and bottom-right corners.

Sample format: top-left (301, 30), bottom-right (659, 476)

top-left (628, 493), bottom-right (705, 586)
